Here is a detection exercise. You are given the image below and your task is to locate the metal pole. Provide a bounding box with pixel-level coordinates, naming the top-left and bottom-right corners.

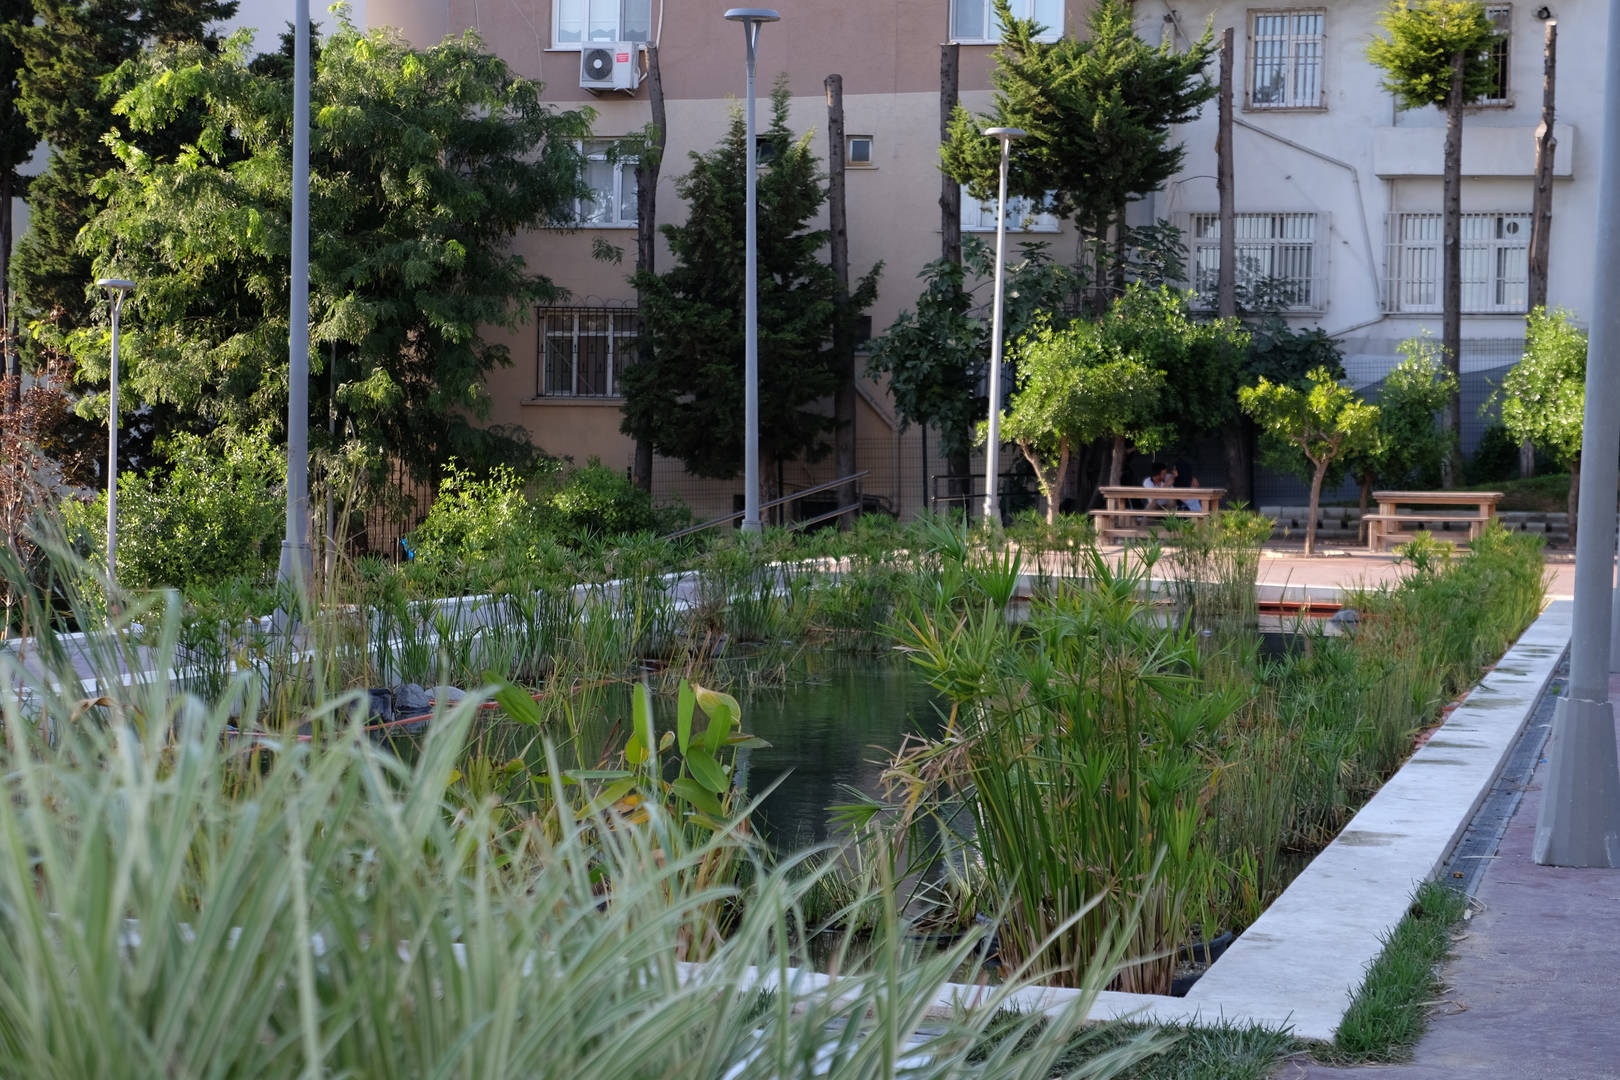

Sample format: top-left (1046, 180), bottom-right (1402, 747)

top-left (95, 278), bottom-right (134, 600)
top-left (278, 0), bottom-right (313, 596)
top-left (1534, 0), bottom-right (1620, 867)
top-left (981, 127), bottom-right (1024, 525)
top-left (725, 9), bottom-right (778, 534)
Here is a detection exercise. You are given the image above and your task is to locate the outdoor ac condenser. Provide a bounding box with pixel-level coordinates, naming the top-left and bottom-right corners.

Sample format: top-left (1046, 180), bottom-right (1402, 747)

top-left (580, 44), bottom-right (641, 92)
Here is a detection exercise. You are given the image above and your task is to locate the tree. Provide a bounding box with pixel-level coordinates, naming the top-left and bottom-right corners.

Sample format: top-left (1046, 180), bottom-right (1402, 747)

top-left (1367, 0), bottom-right (1499, 485)
top-left (1349, 335), bottom-right (1458, 516)
top-left (7, 0), bottom-right (238, 359)
top-left (866, 236), bottom-right (1077, 495)
top-left (1494, 307), bottom-right (1586, 539)
top-left (999, 319), bottom-right (1164, 523)
top-left (623, 80), bottom-right (880, 481)
top-left (941, 0), bottom-right (1215, 306)
top-left (71, 20), bottom-right (593, 482)
top-left (1239, 368), bottom-right (1378, 555)
top-left (1, 0), bottom-right (33, 386)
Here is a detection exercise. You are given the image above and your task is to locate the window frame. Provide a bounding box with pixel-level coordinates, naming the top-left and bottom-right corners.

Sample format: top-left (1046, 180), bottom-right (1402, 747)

top-left (552, 0), bottom-right (651, 49)
top-left (949, 0), bottom-right (1063, 44)
top-left (960, 185), bottom-right (1060, 234)
top-left (536, 306), bottom-right (640, 400)
top-left (1185, 211), bottom-right (1326, 313)
top-left (575, 139), bottom-right (638, 228)
top-left (846, 135), bottom-right (875, 168)
top-left (1383, 210), bottom-right (1531, 314)
top-left (1245, 8), bottom-right (1327, 111)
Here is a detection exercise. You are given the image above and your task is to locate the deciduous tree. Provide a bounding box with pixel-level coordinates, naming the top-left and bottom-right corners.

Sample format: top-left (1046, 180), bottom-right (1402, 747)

top-left (1494, 306), bottom-right (1586, 538)
top-left (1349, 335), bottom-right (1458, 515)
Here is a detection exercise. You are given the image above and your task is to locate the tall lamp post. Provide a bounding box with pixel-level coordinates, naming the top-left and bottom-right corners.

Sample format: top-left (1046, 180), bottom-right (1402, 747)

top-left (96, 277), bottom-right (135, 595)
top-left (724, 7), bottom-right (779, 534)
top-left (278, 0), bottom-right (312, 597)
top-left (981, 126), bottom-right (1025, 525)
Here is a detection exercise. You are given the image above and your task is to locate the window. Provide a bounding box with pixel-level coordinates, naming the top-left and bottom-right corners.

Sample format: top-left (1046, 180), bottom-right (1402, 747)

top-left (1188, 212), bottom-right (1322, 310)
top-left (960, 185), bottom-right (1059, 233)
top-left (577, 140), bottom-right (637, 226)
top-left (846, 135), bottom-right (874, 167)
top-left (951, 0), bottom-right (1062, 43)
top-left (1483, 4), bottom-right (1511, 104)
top-left (1384, 212), bottom-right (1529, 313)
top-left (537, 307), bottom-right (639, 398)
top-left (554, 0), bottom-right (650, 46)
top-left (1247, 9), bottom-right (1325, 109)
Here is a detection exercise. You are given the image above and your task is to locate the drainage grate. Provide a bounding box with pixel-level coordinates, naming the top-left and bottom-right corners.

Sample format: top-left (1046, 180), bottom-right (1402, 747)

top-left (1440, 653), bottom-right (1567, 898)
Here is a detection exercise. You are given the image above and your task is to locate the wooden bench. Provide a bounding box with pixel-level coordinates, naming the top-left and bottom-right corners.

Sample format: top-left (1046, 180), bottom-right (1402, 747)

top-left (1365, 490), bottom-right (1505, 553)
top-left (1091, 485), bottom-right (1226, 543)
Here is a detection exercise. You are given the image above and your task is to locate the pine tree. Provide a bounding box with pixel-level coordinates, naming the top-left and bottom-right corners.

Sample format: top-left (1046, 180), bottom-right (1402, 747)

top-left (621, 80), bottom-right (880, 481)
top-left (941, 0), bottom-right (1215, 307)
top-left (6, 0), bottom-right (236, 356)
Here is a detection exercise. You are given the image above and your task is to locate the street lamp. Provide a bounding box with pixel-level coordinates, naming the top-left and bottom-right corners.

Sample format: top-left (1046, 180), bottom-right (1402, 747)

top-left (279, 0), bottom-right (312, 597)
top-left (724, 7), bottom-right (779, 533)
top-left (95, 277), bottom-right (135, 594)
top-left (981, 126), bottom-right (1025, 525)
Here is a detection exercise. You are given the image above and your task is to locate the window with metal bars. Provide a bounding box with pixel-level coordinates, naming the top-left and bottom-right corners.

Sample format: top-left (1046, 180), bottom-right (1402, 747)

top-left (1482, 4), bottom-right (1512, 104)
top-left (1187, 212), bottom-right (1323, 311)
top-left (1383, 212), bottom-right (1530, 314)
top-left (537, 307), bottom-right (639, 398)
top-left (1246, 9), bottom-right (1325, 109)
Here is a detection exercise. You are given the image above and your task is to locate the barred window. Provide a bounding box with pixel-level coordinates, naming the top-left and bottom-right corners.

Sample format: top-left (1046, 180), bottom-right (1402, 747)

top-left (1189, 212), bottom-right (1322, 311)
top-left (537, 307), bottom-right (639, 398)
top-left (1483, 4), bottom-right (1512, 104)
top-left (1247, 10), bottom-right (1325, 109)
top-left (1383, 212), bottom-right (1529, 314)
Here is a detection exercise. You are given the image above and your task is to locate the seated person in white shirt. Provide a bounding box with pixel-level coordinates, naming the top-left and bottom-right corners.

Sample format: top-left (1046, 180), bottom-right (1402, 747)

top-left (1142, 462), bottom-right (1172, 509)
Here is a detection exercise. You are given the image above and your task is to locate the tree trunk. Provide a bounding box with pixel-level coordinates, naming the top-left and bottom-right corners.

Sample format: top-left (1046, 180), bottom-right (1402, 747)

top-left (1220, 421), bottom-right (1251, 506)
top-left (948, 449), bottom-right (970, 513)
top-left (1217, 27), bottom-right (1237, 318)
top-left (1567, 450), bottom-right (1580, 547)
top-left (939, 44), bottom-right (961, 269)
top-left (1111, 197), bottom-right (1128, 298)
top-left (1440, 49), bottom-right (1466, 487)
top-left (1358, 470), bottom-right (1374, 543)
top-left (826, 74), bottom-right (857, 529)
top-left (2, 163), bottom-right (16, 409)
top-left (1522, 23), bottom-right (1559, 482)
top-left (1049, 439), bottom-right (1071, 525)
top-left (1305, 459), bottom-right (1328, 556)
top-left (631, 44), bottom-right (667, 493)
top-left (1109, 434), bottom-right (1127, 486)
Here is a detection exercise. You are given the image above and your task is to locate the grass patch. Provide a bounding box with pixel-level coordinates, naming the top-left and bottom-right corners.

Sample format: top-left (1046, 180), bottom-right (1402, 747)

top-left (1317, 878), bottom-right (1470, 1064)
top-left (1457, 472), bottom-right (1571, 513)
top-left (974, 1015), bottom-right (1297, 1080)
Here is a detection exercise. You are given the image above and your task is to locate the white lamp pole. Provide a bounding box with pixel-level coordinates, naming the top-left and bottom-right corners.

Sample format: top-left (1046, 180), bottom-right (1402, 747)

top-left (95, 277), bottom-right (135, 596)
top-left (981, 126), bottom-right (1025, 525)
top-left (724, 7), bottom-right (779, 534)
top-left (278, 0), bottom-right (312, 596)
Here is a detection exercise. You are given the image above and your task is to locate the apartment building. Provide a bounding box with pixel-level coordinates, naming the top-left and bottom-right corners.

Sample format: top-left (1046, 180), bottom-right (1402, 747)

top-left (1133, 0), bottom-right (1604, 491)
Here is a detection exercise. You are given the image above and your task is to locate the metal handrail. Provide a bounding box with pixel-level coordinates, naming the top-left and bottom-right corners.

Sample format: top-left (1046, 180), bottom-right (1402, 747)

top-left (662, 471), bottom-right (870, 540)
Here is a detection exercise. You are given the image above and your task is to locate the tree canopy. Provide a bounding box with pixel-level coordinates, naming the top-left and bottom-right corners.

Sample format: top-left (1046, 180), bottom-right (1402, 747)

top-left (621, 81), bottom-right (880, 481)
top-left (1495, 306), bottom-right (1586, 534)
top-left (72, 20), bottom-right (593, 481)
top-left (1352, 335), bottom-right (1458, 503)
top-left (1366, 0), bottom-right (1498, 109)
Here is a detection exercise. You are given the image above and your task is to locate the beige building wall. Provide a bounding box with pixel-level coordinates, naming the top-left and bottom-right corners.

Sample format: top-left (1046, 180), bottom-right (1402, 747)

top-left (368, 0), bottom-right (1087, 520)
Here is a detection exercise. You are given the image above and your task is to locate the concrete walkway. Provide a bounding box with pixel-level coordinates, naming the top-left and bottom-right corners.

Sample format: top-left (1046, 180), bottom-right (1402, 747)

top-left (1276, 670), bottom-right (1620, 1080)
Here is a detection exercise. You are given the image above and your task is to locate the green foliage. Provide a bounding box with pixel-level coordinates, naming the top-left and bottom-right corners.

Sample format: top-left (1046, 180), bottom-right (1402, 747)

top-left (941, 0), bottom-right (1216, 268)
top-left (1494, 307), bottom-right (1586, 467)
top-left (1367, 0), bottom-right (1499, 111)
top-left (72, 19), bottom-right (592, 479)
top-left (6, 0), bottom-right (237, 355)
top-left (539, 458), bottom-right (680, 539)
top-left (406, 459), bottom-right (550, 575)
top-left (1240, 368), bottom-right (1378, 553)
top-left (1243, 318), bottom-right (1346, 387)
top-left (866, 237), bottom-right (1079, 463)
top-left (623, 79), bottom-right (879, 479)
top-left (1357, 335), bottom-right (1459, 488)
top-left (59, 427), bottom-right (284, 590)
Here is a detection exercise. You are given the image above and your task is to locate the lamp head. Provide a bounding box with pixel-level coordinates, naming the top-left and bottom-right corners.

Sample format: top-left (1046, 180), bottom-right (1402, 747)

top-left (96, 277), bottom-right (136, 295)
top-left (983, 127), bottom-right (1028, 141)
top-left (724, 7), bottom-right (780, 23)
top-left (1534, 5), bottom-right (1552, 17)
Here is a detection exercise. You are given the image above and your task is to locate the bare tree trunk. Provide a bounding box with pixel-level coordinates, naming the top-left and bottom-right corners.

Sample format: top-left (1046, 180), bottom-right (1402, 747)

top-left (1049, 439), bottom-right (1070, 525)
top-left (1109, 434), bottom-right (1126, 486)
top-left (1111, 197), bottom-right (1128, 298)
top-left (1567, 450), bottom-right (1580, 547)
top-left (1221, 422), bottom-right (1251, 506)
top-left (1522, 20), bottom-right (1558, 480)
top-left (2, 165), bottom-right (16, 410)
top-left (940, 44), bottom-right (961, 269)
top-left (1440, 49), bottom-right (1466, 487)
top-left (631, 44), bottom-right (667, 492)
top-left (826, 74), bottom-right (857, 529)
top-left (1305, 460), bottom-right (1327, 556)
top-left (1217, 26), bottom-right (1237, 318)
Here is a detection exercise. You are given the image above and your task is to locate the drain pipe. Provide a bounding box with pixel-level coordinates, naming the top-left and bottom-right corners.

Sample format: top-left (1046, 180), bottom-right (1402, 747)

top-left (1231, 117), bottom-right (1385, 310)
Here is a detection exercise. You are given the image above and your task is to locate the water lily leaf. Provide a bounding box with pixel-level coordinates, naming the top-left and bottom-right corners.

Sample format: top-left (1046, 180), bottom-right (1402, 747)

top-left (685, 747), bottom-right (728, 794)
top-left (671, 777), bottom-right (724, 818)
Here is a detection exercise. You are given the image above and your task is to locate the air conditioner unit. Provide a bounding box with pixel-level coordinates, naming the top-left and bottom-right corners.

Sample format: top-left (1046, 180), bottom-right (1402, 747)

top-left (580, 43), bottom-right (641, 92)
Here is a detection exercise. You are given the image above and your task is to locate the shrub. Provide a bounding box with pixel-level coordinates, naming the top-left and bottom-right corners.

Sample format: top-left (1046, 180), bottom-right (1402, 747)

top-left (406, 459), bottom-right (551, 575)
top-left (539, 459), bottom-right (683, 540)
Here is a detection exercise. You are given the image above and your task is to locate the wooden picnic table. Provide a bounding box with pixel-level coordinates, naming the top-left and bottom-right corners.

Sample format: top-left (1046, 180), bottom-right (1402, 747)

top-left (1364, 490), bottom-right (1505, 553)
top-left (1091, 485), bottom-right (1226, 543)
